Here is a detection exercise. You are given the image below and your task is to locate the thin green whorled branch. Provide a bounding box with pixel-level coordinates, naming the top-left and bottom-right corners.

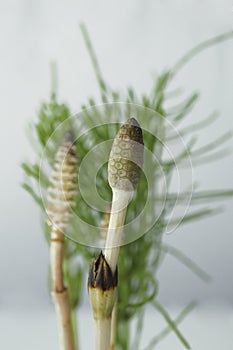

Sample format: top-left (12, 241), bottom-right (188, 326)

top-left (47, 130), bottom-right (78, 350)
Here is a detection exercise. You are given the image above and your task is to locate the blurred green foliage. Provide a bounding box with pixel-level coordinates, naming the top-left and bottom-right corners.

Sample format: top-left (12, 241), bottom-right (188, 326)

top-left (21, 25), bottom-right (233, 349)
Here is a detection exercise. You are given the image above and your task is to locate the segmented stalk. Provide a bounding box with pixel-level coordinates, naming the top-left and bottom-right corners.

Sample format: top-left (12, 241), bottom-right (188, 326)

top-left (47, 130), bottom-right (78, 350)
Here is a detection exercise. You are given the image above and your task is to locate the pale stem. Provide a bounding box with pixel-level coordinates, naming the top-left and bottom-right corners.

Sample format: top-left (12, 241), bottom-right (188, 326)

top-left (94, 318), bottom-right (112, 350)
top-left (50, 227), bottom-right (76, 350)
top-left (110, 303), bottom-right (117, 350)
top-left (104, 189), bottom-right (132, 273)
top-left (50, 228), bottom-right (64, 292)
top-left (52, 290), bottom-right (76, 350)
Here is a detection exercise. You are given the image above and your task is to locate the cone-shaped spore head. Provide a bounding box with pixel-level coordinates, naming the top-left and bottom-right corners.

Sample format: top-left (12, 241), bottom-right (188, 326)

top-left (108, 117), bottom-right (144, 192)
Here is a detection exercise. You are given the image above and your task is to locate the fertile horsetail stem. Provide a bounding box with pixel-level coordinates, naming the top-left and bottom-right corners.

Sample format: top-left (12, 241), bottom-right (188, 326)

top-left (47, 130), bottom-right (78, 350)
top-left (104, 117), bottom-right (144, 272)
top-left (88, 118), bottom-right (143, 350)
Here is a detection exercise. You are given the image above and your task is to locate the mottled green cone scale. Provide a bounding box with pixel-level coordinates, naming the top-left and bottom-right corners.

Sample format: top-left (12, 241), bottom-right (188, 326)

top-left (108, 117), bottom-right (144, 191)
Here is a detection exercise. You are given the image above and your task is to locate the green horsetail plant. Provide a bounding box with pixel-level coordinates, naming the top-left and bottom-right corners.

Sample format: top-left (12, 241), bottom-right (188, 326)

top-left (47, 131), bottom-right (78, 350)
top-left (21, 25), bottom-right (233, 350)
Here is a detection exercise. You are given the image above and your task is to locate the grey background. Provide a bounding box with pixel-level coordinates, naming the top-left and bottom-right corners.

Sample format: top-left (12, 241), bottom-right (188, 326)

top-left (1, 0), bottom-right (233, 312)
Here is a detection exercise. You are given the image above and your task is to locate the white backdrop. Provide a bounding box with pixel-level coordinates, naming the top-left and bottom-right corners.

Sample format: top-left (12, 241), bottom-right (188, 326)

top-left (0, 1), bottom-right (233, 348)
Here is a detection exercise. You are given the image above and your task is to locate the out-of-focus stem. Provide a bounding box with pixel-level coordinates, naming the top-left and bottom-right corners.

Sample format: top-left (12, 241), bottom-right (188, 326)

top-left (50, 227), bottom-right (76, 350)
top-left (47, 131), bottom-right (78, 350)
